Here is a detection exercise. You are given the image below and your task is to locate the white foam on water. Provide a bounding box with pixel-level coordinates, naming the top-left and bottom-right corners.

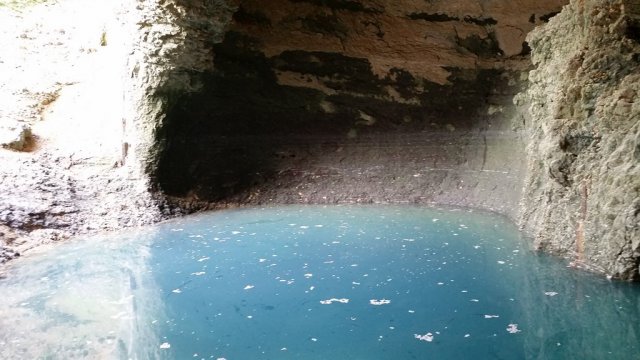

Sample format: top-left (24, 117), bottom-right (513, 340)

top-left (319, 298), bottom-right (350, 305)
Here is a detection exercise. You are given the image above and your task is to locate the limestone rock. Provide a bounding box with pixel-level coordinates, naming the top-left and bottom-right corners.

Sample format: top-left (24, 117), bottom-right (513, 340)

top-left (521, 0), bottom-right (640, 280)
top-left (0, 0), bottom-right (163, 263)
top-left (0, 122), bottom-right (32, 151)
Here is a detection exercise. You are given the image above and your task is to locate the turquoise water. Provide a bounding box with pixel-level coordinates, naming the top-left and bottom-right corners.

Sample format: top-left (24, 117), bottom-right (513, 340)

top-left (0, 206), bottom-right (638, 359)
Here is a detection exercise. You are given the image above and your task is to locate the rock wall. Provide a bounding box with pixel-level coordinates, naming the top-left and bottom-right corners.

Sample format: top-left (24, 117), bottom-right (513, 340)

top-left (0, 0), bottom-right (163, 262)
top-left (520, 0), bottom-right (640, 279)
top-left (127, 0), bottom-right (236, 176)
top-left (151, 0), bottom-right (565, 219)
top-left (0, 0), bottom-right (238, 264)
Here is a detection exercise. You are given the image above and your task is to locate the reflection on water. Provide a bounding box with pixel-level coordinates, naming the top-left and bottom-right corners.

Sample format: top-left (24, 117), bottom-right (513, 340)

top-left (0, 206), bottom-right (638, 359)
top-left (0, 229), bottom-right (164, 359)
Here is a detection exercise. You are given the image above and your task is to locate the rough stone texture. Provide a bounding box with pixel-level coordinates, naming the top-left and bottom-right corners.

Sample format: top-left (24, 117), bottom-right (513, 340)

top-left (520, 0), bottom-right (640, 279)
top-left (0, 122), bottom-right (32, 151)
top-left (153, 0), bottom-right (565, 220)
top-left (125, 0), bottom-right (237, 176)
top-left (0, 0), bottom-right (161, 263)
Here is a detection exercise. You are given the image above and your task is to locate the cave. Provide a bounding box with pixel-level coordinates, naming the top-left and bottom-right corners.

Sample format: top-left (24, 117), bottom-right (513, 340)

top-left (1, 0), bottom-right (639, 357)
top-left (151, 0), bottom-right (563, 217)
top-left (134, 0), bottom-right (638, 281)
top-left (1, 0), bottom-right (637, 278)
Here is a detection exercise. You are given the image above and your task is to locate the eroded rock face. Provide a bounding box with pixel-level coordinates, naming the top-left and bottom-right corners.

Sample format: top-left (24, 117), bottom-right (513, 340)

top-left (521, 0), bottom-right (640, 279)
top-left (0, 0), bottom-right (162, 263)
top-left (151, 0), bottom-right (565, 216)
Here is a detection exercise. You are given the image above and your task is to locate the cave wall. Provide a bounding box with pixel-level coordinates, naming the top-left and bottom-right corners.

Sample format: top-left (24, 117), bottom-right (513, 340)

top-left (521, 0), bottom-right (640, 279)
top-left (150, 0), bottom-right (565, 218)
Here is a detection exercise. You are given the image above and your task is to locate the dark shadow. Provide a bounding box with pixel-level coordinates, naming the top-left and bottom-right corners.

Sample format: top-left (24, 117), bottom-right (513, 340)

top-left (626, 19), bottom-right (640, 43)
top-left (153, 4), bottom-right (528, 203)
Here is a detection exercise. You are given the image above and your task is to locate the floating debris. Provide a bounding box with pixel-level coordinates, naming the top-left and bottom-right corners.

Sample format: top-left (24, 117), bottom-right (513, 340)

top-left (160, 342), bottom-right (171, 349)
top-left (545, 291), bottom-right (558, 296)
top-left (244, 285), bottom-right (255, 290)
top-left (484, 315), bottom-right (499, 319)
top-left (414, 333), bottom-right (434, 342)
top-left (506, 324), bottom-right (521, 334)
top-left (172, 289), bottom-right (182, 294)
top-left (320, 298), bottom-right (349, 305)
top-left (370, 299), bottom-right (391, 306)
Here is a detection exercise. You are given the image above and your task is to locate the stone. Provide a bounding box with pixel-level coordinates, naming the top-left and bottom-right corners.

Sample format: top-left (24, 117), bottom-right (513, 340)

top-left (0, 122), bottom-right (32, 151)
top-left (520, 0), bottom-right (640, 280)
top-left (495, 25), bottom-right (526, 57)
top-left (0, 246), bottom-right (19, 264)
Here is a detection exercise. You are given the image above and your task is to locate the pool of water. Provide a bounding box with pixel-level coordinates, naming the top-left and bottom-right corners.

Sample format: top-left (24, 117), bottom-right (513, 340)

top-left (0, 206), bottom-right (638, 359)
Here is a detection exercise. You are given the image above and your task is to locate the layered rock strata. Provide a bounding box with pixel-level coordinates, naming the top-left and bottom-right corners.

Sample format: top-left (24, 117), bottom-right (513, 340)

top-left (152, 0), bottom-right (565, 220)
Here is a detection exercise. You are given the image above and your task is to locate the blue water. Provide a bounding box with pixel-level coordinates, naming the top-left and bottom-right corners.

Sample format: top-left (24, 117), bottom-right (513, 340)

top-left (0, 206), bottom-right (638, 359)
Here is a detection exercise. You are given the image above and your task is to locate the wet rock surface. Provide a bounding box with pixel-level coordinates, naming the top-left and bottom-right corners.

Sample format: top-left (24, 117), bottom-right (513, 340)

top-left (521, 0), bottom-right (640, 279)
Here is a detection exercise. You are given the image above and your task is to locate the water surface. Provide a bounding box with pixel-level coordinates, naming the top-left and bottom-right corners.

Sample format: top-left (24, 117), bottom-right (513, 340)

top-left (0, 206), bottom-right (638, 359)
